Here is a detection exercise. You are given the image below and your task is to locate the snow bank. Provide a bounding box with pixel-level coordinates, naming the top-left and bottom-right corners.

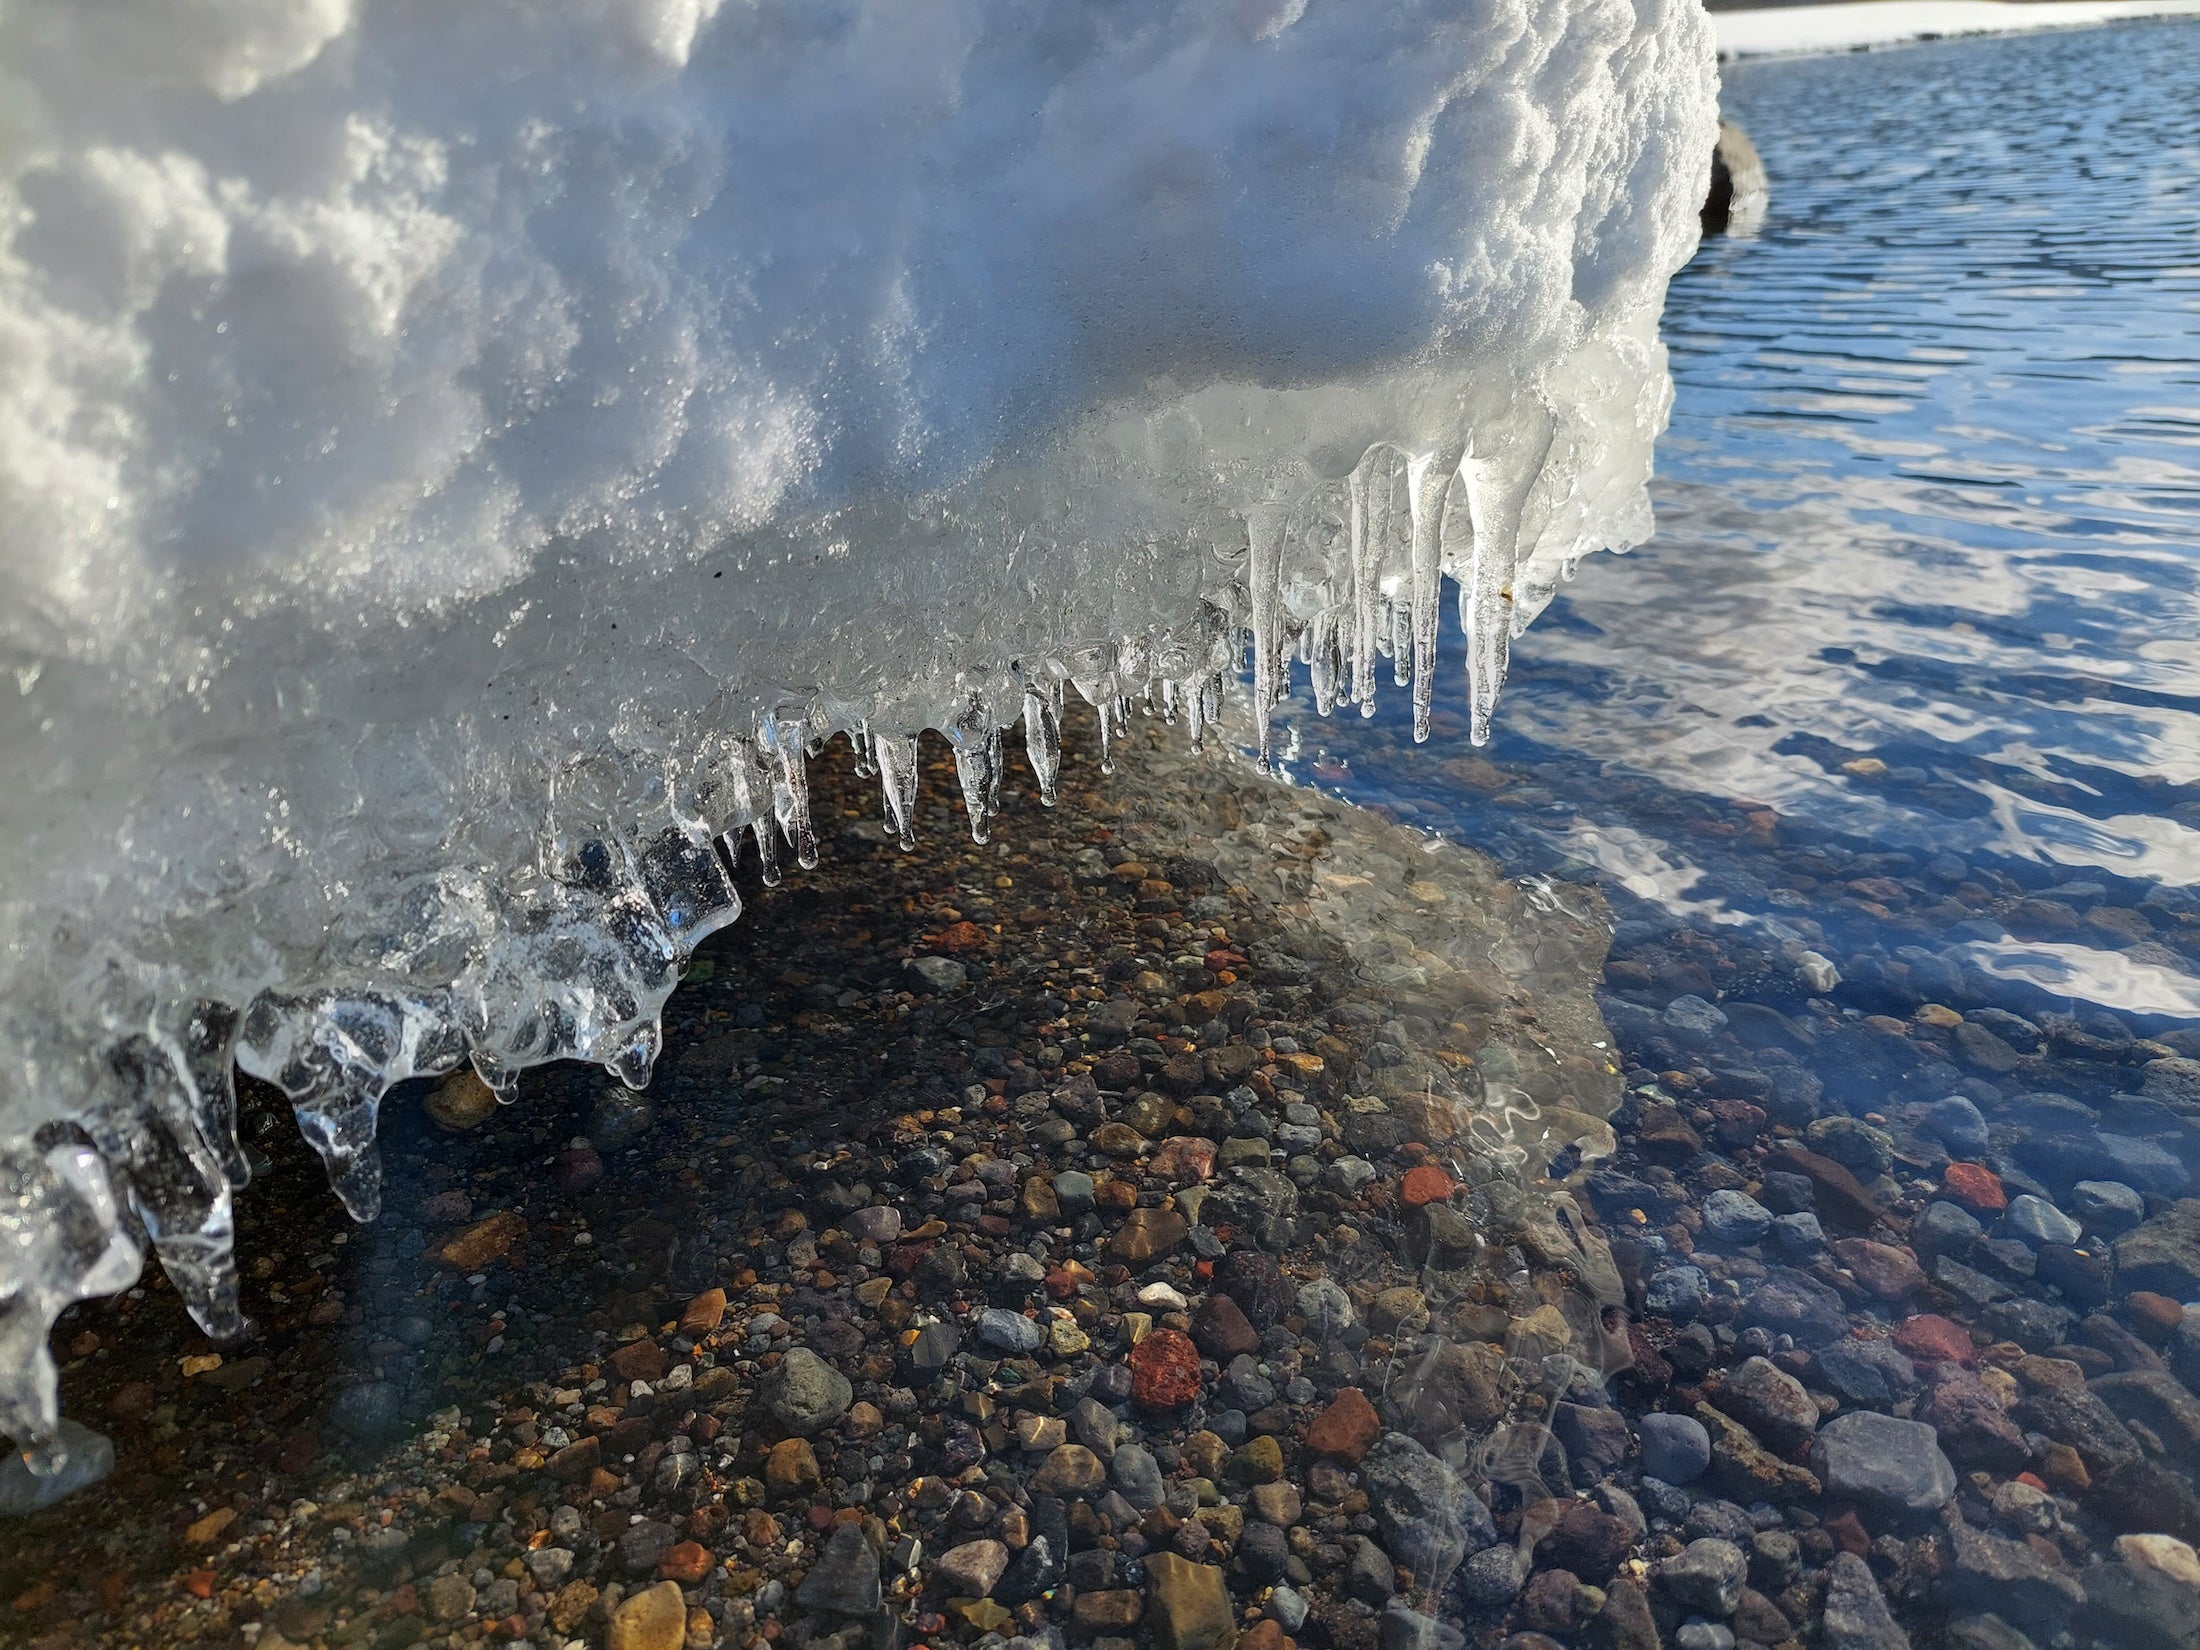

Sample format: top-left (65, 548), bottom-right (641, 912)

top-left (0, 0), bottom-right (1716, 1468)
top-left (1714, 0), bottom-right (2200, 60)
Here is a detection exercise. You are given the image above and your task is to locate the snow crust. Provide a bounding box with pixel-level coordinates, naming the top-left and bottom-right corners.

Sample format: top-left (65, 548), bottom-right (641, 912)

top-left (0, 0), bottom-right (1715, 1467)
top-left (1714, 0), bottom-right (2200, 60)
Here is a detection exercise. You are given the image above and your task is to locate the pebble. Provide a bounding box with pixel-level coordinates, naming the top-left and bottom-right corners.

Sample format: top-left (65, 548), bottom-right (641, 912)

top-left (1656, 1539), bottom-right (1747, 1617)
top-left (765, 1346), bottom-right (852, 1435)
top-left (1810, 1411), bottom-right (1956, 1518)
top-left (1639, 1413), bottom-right (1711, 1485)
top-left (2002, 1193), bottom-right (2080, 1249)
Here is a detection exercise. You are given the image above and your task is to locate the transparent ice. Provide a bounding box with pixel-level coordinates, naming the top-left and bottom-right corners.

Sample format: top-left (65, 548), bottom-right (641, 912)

top-left (0, 0), bottom-right (1716, 1468)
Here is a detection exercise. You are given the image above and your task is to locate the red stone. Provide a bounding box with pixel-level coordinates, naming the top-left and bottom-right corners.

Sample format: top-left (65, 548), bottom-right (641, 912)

top-left (1304, 1387), bottom-right (1383, 1464)
top-left (1127, 1328), bottom-right (1204, 1409)
top-left (1238, 1623), bottom-right (1293, 1650)
top-left (610, 1338), bottom-right (667, 1383)
top-left (932, 921), bottom-right (990, 955)
top-left (2127, 1291), bottom-right (2186, 1344)
top-left (1823, 1511), bottom-right (1871, 1556)
top-left (1893, 1313), bottom-right (1977, 1367)
top-left (1941, 1162), bottom-right (2007, 1214)
top-left (659, 1540), bottom-right (715, 1583)
top-left (1401, 1166), bottom-right (1456, 1208)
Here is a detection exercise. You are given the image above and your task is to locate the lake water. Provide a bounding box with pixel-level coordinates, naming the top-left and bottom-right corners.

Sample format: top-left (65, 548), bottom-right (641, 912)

top-left (1277, 19), bottom-right (2200, 1033)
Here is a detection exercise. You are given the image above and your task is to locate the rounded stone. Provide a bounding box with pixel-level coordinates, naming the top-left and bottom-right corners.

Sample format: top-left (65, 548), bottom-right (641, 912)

top-left (1639, 1412), bottom-right (1712, 1485)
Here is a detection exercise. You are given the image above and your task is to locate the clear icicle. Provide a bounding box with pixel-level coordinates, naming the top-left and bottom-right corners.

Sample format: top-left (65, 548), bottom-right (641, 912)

top-left (607, 1021), bottom-right (660, 1091)
top-left (179, 999), bottom-right (247, 1187)
top-left (948, 700), bottom-right (1002, 844)
top-left (763, 715), bottom-right (819, 870)
top-left (750, 815), bottom-right (782, 887)
top-left (1244, 501), bottom-right (1289, 767)
top-left (875, 733), bottom-right (921, 849)
top-left (1407, 444), bottom-right (1466, 742)
top-left (1021, 687), bottom-right (1060, 805)
top-left (91, 1036), bottom-right (247, 1341)
top-left (1348, 451), bottom-right (1381, 717)
top-left (1462, 404), bottom-right (1557, 744)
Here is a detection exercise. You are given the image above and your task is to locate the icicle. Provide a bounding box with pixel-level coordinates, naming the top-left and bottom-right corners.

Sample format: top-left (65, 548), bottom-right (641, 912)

top-left (948, 699), bottom-right (1002, 845)
top-left (1022, 687), bottom-right (1061, 805)
top-left (1244, 501), bottom-right (1290, 767)
top-left (875, 732), bottom-right (921, 849)
top-left (92, 1036), bottom-right (246, 1342)
top-left (1407, 443), bottom-right (1467, 742)
top-left (1391, 601), bottom-right (1412, 687)
top-left (606, 1021), bottom-right (660, 1091)
top-left (849, 722), bottom-right (876, 779)
top-left (637, 827), bottom-right (743, 958)
top-left (762, 714), bottom-right (819, 870)
top-left (470, 1047), bottom-right (522, 1101)
top-left (749, 815), bottom-right (782, 887)
top-left (1462, 405), bottom-right (1557, 744)
top-left (179, 999), bottom-right (247, 1186)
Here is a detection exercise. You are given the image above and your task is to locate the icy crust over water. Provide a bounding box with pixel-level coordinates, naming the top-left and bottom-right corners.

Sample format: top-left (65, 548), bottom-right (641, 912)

top-left (0, 0), bottom-right (1716, 1468)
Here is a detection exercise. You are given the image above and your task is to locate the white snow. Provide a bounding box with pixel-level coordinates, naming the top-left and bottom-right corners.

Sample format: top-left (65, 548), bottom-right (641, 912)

top-left (0, 0), bottom-right (1716, 1468)
top-left (1715, 0), bottom-right (2200, 61)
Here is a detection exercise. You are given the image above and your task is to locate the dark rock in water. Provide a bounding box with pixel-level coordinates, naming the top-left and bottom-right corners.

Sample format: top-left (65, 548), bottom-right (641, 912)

top-left (1586, 1577), bottom-right (1661, 1650)
top-left (1552, 1403), bottom-right (1633, 1479)
top-left (1939, 1514), bottom-right (2086, 1624)
top-left (796, 1522), bottom-right (882, 1615)
top-left (1758, 1170), bottom-right (1816, 1215)
top-left (1810, 1412), bottom-right (1956, 1519)
top-left (1533, 1501), bottom-right (1634, 1585)
top-left (1701, 1189), bottom-right (1773, 1247)
top-left (1638, 1413), bottom-right (1711, 1485)
top-left (2090, 1369), bottom-right (2200, 1471)
top-left (1915, 1200), bottom-right (1982, 1257)
top-left (997, 1500), bottom-right (1068, 1602)
top-left (588, 1085), bottom-right (657, 1150)
top-left (1457, 1543), bottom-right (1526, 1611)
top-left (331, 1379), bottom-right (403, 1441)
top-left (1360, 1433), bottom-right (1492, 1580)
top-left (1655, 1538), bottom-right (1747, 1617)
top-left (1711, 1356), bottom-right (1819, 1455)
top-left (1764, 1145), bottom-right (1879, 1231)
top-left (1815, 1335), bottom-right (1921, 1407)
top-left (2090, 1457), bottom-right (2200, 1543)
top-left (2012, 1385), bottom-right (2141, 1480)
top-left (1662, 994), bottom-right (1730, 1047)
top-left (1822, 1551), bottom-right (1912, 1650)
top-left (1923, 1095), bottom-right (1991, 1158)
top-left (0, 1421), bottom-right (114, 1516)
top-left (2069, 1178), bottom-right (2145, 1235)
top-left (2075, 1559), bottom-right (2200, 1650)
top-left (2115, 1199), bottom-right (2200, 1299)
top-left (1916, 1366), bottom-right (2030, 1472)
top-left (1740, 1265), bottom-right (1850, 1346)
top-left (1980, 1296), bottom-right (2075, 1352)
top-left (2032, 1242), bottom-right (2109, 1310)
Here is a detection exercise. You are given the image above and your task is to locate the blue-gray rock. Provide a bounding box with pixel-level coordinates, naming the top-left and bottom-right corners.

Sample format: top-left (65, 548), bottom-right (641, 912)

top-left (1940, 1516), bottom-right (2087, 1624)
top-left (1771, 1211), bottom-right (1825, 1258)
top-left (1554, 1402), bottom-right (1634, 1477)
top-left (589, 1086), bottom-right (657, 1150)
top-left (1815, 1336), bottom-right (1921, 1407)
top-left (905, 956), bottom-right (967, 993)
top-left (1051, 1171), bottom-right (1096, 1217)
top-left (1379, 1602), bottom-right (1464, 1650)
top-left (1823, 1550), bottom-right (1912, 1650)
top-left (2068, 1179), bottom-right (2145, 1236)
top-left (1297, 1277), bottom-right (1355, 1337)
top-left (1639, 1413), bottom-right (1711, 1485)
top-left (1663, 996), bottom-right (1730, 1047)
top-left (2115, 1199), bottom-right (2200, 1300)
top-left (1915, 1200), bottom-right (1983, 1257)
top-left (1656, 1539), bottom-right (1747, 1617)
top-left (1267, 1585), bottom-right (1311, 1632)
top-left (0, 1421), bottom-right (113, 1516)
top-left (1741, 1266), bottom-right (1851, 1346)
top-left (767, 1346), bottom-right (854, 1435)
top-left (1808, 1117), bottom-right (1896, 1179)
top-left (797, 1522), bottom-right (884, 1615)
top-left (1646, 1266), bottom-right (1710, 1320)
top-left (1348, 1536), bottom-right (1397, 1605)
top-left (1810, 1412), bottom-right (1956, 1518)
top-left (331, 1379), bottom-right (404, 1441)
top-left (1637, 1476), bottom-right (1693, 1524)
top-left (2095, 1133), bottom-right (2191, 1198)
top-left (977, 1308), bottom-right (1044, 1355)
top-left (1360, 1434), bottom-right (1493, 1582)
top-left (1924, 1096), bottom-right (1991, 1158)
top-left (1112, 1443), bottom-right (1165, 1509)
top-left (1979, 1295), bottom-right (2075, 1353)
top-left (1676, 1624), bottom-right (1736, 1650)
top-left (1702, 1190), bottom-right (1774, 1247)
top-left (2001, 1194), bottom-right (2080, 1249)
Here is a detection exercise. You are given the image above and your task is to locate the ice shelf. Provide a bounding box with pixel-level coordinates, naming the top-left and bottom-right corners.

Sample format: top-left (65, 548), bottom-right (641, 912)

top-left (0, 0), bottom-right (1716, 1468)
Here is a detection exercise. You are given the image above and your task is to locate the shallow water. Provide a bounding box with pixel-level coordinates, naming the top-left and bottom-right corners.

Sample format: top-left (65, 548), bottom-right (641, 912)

top-left (1276, 19), bottom-right (2200, 1026)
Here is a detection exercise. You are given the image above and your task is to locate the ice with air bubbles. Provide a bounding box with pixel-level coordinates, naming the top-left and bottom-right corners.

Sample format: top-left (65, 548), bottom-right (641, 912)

top-left (0, 0), bottom-right (1716, 1472)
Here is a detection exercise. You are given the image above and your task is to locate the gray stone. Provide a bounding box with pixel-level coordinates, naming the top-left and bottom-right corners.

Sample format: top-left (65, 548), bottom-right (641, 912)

top-left (977, 1308), bottom-right (1044, 1355)
top-left (1810, 1411), bottom-right (1956, 1519)
top-left (2075, 1560), bottom-right (2200, 1650)
top-left (1112, 1443), bottom-right (1165, 1509)
top-left (0, 1421), bottom-right (113, 1516)
top-left (1051, 1171), bottom-right (1097, 1216)
top-left (1771, 1211), bottom-right (1824, 1258)
top-left (1638, 1413), bottom-right (1711, 1485)
top-left (767, 1346), bottom-right (854, 1435)
top-left (1939, 1514), bottom-right (2086, 1623)
top-left (1923, 1096), bottom-right (1991, 1158)
top-left (2068, 1179), bottom-right (2145, 1236)
top-left (1741, 1265), bottom-right (1850, 1346)
top-left (2096, 1133), bottom-right (2191, 1198)
top-left (2090, 1369), bottom-right (2200, 1471)
top-left (1553, 1402), bottom-right (1633, 1477)
top-left (797, 1522), bottom-right (883, 1615)
top-left (2116, 1199), bottom-right (2200, 1300)
top-left (1712, 1356), bottom-right (1819, 1454)
top-left (1646, 1265), bottom-right (1710, 1319)
top-left (1808, 1117), bottom-right (1896, 1179)
top-left (1360, 1433), bottom-right (1493, 1583)
top-left (2001, 1194), bottom-right (2080, 1249)
top-left (905, 956), bottom-right (967, 993)
top-left (1822, 1551), bottom-right (1911, 1650)
top-left (1458, 1543), bottom-right (1526, 1611)
top-left (1702, 1190), bottom-right (1773, 1247)
top-left (1656, 1539), bottom-right (1746, 1617)
top-left (1296, 1277), bottom-right (1355, 1337)
top-left (1663, 996), bottom-right (1729, 1047)
top-left (1815, 1335), bottom-right (1922, 1407)
top-left (1979, 1295), bottom-right (2075, 1353)
top-left (936, 1539), bottom-right (1010, 1598)
top-left (1915, 1200), bottom-right (1984, 1257)
top-left (1379, 1603), bottom-right (1462, 1650)
top-left (1347, 1536), bottom-right (1397, 1605)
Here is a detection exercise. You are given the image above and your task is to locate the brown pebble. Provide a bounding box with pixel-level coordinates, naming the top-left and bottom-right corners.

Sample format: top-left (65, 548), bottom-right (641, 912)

top-left (679, 1289), bottom-right (727, 1336)
top-left (2128, 1292), bottom-right (2186, 1344)
top-left (434, 1209), bottom-right (524, 1270)
top-left (1304, 1388), bottom-right (1382, 1464)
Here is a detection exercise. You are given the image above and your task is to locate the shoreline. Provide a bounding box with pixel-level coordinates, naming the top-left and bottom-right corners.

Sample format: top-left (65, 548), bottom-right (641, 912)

top-left (1713, 0), bottom-right (2200, 59)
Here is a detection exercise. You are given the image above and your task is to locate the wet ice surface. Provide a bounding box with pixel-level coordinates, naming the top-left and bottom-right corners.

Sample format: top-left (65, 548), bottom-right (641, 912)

top-left (1277, 21), bottom-right (2200, 1028)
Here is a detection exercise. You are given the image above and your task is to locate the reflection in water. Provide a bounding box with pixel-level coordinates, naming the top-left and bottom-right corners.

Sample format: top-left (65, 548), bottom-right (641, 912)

top-left (1279, 20), bottom-right (2200, 1022)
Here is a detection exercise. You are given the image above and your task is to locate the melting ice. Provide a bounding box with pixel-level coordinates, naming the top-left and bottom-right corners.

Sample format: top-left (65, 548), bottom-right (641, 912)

top-left (0, 0), bottom-right (1717, 1466)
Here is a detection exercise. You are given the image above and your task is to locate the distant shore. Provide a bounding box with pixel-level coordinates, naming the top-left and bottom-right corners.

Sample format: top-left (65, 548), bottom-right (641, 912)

top-left (1712, 0), bottom-right (2200, 58)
